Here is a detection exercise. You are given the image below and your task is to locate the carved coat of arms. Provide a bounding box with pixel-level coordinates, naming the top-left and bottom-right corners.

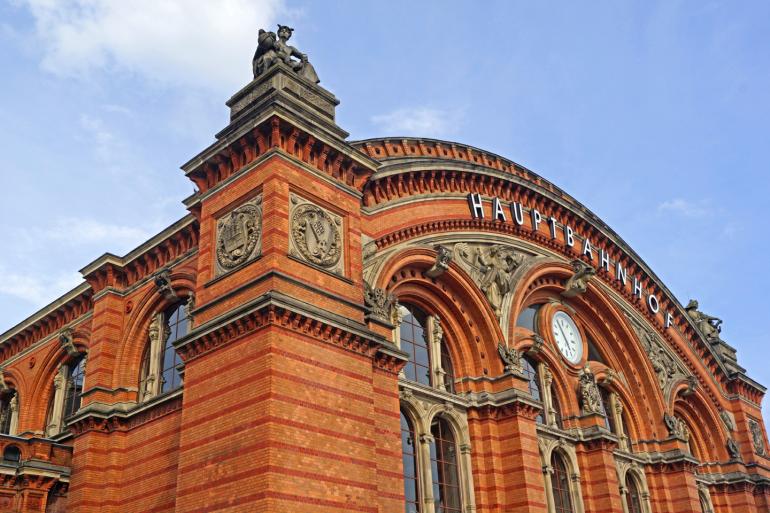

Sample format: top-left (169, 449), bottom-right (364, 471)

top-left (216, 198), bottom-right (262, 274)
top-left (290, 199), bottom-right (342, 270)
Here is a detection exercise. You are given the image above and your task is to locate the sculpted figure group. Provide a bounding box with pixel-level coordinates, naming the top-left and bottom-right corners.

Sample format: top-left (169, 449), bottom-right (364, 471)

top-left (253, 25), bottom-right (320, 83)
top-left (685, 299), bottom-right (723, 342)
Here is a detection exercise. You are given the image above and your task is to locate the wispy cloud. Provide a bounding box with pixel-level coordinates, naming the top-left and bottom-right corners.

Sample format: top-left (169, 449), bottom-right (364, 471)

top-left (657, 198), bottom-right (712, 218)
top-left (41, 218), bottom-right (153, 247)
top-left (15, 0), bottom-right (286, 92)
top-left (371, 107), bottom-right (464, 138)
top-left (0, 265), bottom-right (82, 306)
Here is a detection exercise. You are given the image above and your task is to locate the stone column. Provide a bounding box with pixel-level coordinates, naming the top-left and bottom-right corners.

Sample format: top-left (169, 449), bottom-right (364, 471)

top-left (418, 433), bottom-right (436, 513)
top-left (46, 366), bottom-right (67, 436)
top-left (611, 393), bottom-right (629, 451)
top-left (542, 464), bottom-right (556, 513)
top-left (540, 363), bottom-right (556, 427)
top-left (429, 316), bottom-right (447, 390)
top-left (8, 394), bottom-right (18, 436)
top-left (459, 443), bottom-right (476, 513)
top-left (143, 313), bottom-right (164, 401)
top-left (619, 483), bottom-right (630, 513)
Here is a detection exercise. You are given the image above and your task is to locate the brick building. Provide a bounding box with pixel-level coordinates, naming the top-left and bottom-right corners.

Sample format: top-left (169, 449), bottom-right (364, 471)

top-left (0, 30), bottom-right (768, 513)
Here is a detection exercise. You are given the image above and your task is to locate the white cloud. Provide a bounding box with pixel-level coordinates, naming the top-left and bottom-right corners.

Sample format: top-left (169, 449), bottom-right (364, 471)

top-left (657, 198), bottom-right (711, 218)
top-left (0, 266), bottom-right (82, 306)
top-left (371, 107), bottom-right (464, 138)
top-left (16, 0), bottom-right (286, 92)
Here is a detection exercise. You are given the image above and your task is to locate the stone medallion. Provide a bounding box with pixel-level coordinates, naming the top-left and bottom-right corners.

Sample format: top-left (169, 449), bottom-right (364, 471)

top-left (289, 194), bottom-right (344, 275)
top-left (215, 196), bottom-right (262, 275)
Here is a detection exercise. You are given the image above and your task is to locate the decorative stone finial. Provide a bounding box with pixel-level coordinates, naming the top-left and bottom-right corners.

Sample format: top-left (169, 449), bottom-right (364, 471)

top-left (253, 25), bottom-right (320, 83)
top-left (578, 364), bottom-right (603, 415)
top-left (364, 281), bottom-right (396, 322)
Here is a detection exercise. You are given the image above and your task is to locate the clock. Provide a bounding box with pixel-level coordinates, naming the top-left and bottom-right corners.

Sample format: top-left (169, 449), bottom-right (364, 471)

top-left (551, 310), bottom-right (583, 364)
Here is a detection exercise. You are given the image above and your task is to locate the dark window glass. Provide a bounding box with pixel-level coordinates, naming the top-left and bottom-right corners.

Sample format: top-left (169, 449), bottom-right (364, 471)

top-left (160, 303), bottom-right (188, 394)
top-left (430, 417), bottom-right (461, 513)
top-left (600, 387), bottom-right (616, 433)
top-left (138, 345), bottom-right (151, 400)
top-left (399, 305), bottom-right (431, 386)
top-left (521, 357), bottom-right (544, 424)
top-left (0, 392), bottom-right (15, 434)
top-left (401, 411), bottom-right (420, 513)
top-left (587, 337), bottom-right (606, 364)
top-left (63, 356), bottom-right (85, 419)
top-left (625, 474), bottom-right (643, 513)
top-left (516, 304), bottom-right (541, 331)
top-left (2, 446), bottom-right (20, 463)
top-left (440, 342), bottom-right (455, 393)
top-left (551, 452), bottom-right (574, 513)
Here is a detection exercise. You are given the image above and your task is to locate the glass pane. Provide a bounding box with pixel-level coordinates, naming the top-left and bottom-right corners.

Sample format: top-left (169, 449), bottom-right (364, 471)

top-left (516, 304), bottom-right (541, 330)
top-left (400, 411), bottom-right (421, 513)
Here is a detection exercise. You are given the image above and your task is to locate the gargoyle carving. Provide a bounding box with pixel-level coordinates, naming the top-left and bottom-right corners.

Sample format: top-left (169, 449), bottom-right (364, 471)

top-left (364, 281), bottom-right (396, 322)
top-left (497, 343), bottom-right (523, 374)
top-left (154, 269), bottom-right (177, 301)
top-left (59, 328), bottom-right (79, 357)
top-left (426, 245), bottom-right (452, 278)
top-left (562, 259), bottom-right (596, 298)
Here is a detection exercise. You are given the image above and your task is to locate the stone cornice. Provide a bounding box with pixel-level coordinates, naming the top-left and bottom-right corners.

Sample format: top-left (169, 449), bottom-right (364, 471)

top-left (67, 389), bottom-right (183, 436)
top-left (174, 290), bottom-right (407, 368)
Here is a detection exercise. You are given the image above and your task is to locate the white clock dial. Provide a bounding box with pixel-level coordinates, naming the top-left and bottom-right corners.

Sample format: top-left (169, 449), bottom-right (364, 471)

top-left (551, 311), bottom-right (583, 364)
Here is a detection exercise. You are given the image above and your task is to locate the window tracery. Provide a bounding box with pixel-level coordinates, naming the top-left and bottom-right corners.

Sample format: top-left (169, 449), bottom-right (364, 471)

top-left (0, 389), bottom-right (18, 436)
top-left (45, 353), bottom-right (86, 437)
top-left (139, 301), bottom-right (189, 402)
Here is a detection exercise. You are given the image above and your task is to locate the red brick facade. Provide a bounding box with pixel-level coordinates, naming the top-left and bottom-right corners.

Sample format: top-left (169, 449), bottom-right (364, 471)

top-left (0, 60), bottom-right (768, 513)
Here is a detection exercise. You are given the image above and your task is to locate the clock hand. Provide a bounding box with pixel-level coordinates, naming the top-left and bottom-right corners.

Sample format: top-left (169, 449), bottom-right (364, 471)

top-left (556, 321), bottom-right (569, 345)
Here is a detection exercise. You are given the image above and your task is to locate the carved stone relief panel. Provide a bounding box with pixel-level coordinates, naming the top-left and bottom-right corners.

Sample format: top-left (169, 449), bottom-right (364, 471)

top-left (749, 418), bottom-right (766, 456)
top-left (215, 196), bottom-right (263, 276)
top-left (289, 193), bottom-right (344, 276)
top-left (624, 311), bottom-right (692, 404)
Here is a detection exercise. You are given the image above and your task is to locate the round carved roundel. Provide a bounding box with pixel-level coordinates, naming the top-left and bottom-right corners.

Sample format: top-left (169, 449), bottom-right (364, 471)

top-left (216, 203), bottom-right (261, 270)
top-left (291, 203), bottom-right (341, 268)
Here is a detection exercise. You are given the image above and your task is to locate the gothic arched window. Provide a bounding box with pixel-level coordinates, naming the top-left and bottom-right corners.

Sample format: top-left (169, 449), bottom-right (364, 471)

top-left (430, 417), bottom-right (462, 513)
top-left (551, 452), bottom-right (575, 513)
top-left (139, 301), bottom-right (190, 402)
top-left (397, 304), bottom-right (456, 392)
top-left (45, 353), bottom-right (87, 437)
top-left (0, 390), bottom-right (18, 435)
top-left (399, 304), bottom-right (431, 386)
top-left (522, 356), bottom-right (544, 424)
top-left (401, 411), bottom-right (420, 513)
top-left (625, 473), bottom-right (643, 513)
top-left (62, 355), bottom-right (85, 419)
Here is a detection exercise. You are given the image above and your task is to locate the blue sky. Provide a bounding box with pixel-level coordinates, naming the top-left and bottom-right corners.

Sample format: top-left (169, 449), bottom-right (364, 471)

top-left (1, 1), bottom-right (768, 419)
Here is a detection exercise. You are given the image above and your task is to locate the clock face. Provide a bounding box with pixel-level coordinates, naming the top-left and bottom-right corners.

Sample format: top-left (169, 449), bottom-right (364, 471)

top-left (551, 311), bottom-right (583, 364)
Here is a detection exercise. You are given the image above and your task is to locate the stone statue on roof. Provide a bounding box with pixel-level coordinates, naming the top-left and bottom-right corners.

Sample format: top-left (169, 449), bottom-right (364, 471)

top-left (685, 299), bottom-right (722, 342)
top-left (253, 25), bottom-right (320, 84)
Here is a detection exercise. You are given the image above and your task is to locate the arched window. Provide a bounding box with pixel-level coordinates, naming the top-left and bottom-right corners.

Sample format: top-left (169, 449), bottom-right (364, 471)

top-left (399, 304), bottom-right (431, 386)
top-left (2, 445), bottom-right (20, 463)
top-left (139, 301), bottom-right (190, 402)
top-left (625, 473), bottom-right (643, 513)
top-left (0, 390), bottom-right (18, 435)
top-left (551, 452), bottom-right (574, 513)
top-left (397, 304), bottom-right (456, 391)
top-left (516, 304), bottom-right (541, 331)
top-left (160, 303), bottom-right (187, 394)
top-left (45, 353), bottom-right (87, 437)
top-left (401, 411), bottom-right (420, 513)
top-left (63, 355), bottom-right (85, 419)
top-left (522, 356), bottom-right (544, 424)
top-left (430, 417), bottom-right (462, 513)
